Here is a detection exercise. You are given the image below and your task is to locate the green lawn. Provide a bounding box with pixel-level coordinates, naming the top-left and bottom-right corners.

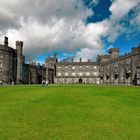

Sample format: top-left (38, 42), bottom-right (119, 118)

top-left (0, 85), bottom-right (140, 140)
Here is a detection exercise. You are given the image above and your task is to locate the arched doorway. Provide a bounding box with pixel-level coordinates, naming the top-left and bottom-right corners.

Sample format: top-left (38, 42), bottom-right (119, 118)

top-left (79, 78), bottom-right (83, 84)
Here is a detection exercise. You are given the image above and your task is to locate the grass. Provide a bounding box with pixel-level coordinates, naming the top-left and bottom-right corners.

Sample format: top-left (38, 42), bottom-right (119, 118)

top-left (0, 84), bottom-right (140, 140)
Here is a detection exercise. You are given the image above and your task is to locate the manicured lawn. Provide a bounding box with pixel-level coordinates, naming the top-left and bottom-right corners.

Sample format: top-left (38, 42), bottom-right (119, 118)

top-left (0, 85), bottom-right (140, 140)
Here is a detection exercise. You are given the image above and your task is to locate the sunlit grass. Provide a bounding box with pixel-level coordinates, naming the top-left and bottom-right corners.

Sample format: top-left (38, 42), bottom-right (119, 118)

top-left (0, 85), bottom-right (140, 140)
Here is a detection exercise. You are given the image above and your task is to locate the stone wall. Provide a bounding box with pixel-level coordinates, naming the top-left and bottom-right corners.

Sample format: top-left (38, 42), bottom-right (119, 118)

top-left (0, 44), bottom-right (17, 84)
top-left (98, 45), bottom-right (140, 85)
top-left (0, 36), bottom-right (45, 85)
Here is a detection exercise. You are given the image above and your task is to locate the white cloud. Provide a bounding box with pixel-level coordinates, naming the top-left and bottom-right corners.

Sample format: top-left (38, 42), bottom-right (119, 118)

top-left (106, 0), bottom-right (140, 43)
top-left (109, 0), bottom-right (140, 20)
top-left (130, 5), bottom-right (140, 29)
top-left (0, 0), bottom-right (140, 61)
top-left (6, 17), bottom-right (106, 60)
top-left (75, 48), bottom-right (102, 61)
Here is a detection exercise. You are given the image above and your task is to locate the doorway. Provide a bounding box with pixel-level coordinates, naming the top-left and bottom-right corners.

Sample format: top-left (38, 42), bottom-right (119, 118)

top-left (79, 78), bottom-right (83, 84)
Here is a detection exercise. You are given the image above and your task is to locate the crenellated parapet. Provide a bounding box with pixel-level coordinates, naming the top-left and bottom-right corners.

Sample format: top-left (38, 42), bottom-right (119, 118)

top-left (97, 54), bottom-right (110, 65)
top-left (16, 41), bottom-right (23, 55)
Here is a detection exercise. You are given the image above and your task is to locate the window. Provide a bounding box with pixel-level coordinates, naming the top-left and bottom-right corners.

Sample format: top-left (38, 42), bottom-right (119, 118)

top-left (0, 55), bottom-right (3, 59)
top-left (93, 72), bottom-right (97, 76)
top-left (94, 66), bottom-right (97, 69)
top-left (57, 66), bottom-right (61, 69)
top-left (79, 72), bottom-right (83, 76)
top-left (72, 66), bottom-right (75, 69)
top-left (87, 72), bottom-right (90, 76)
top-left (58, 73), bottom-right (61, 76)
top-left (65, 73), bottom-right (68, 76)
top-left (72, 73), bottom-right (76, 76)
top-left (65, 66), bottom-right (68, 69)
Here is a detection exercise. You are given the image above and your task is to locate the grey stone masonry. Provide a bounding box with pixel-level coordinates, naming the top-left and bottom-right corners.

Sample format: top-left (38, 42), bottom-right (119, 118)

top-left (97, 45), bottom-right (140, 85)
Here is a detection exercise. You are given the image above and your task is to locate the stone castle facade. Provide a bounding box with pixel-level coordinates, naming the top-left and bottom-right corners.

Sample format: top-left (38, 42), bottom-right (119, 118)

top-left (97, 47), bottom-right (140, 85)
top-left (0, 37), bottom-right (46, 84)
top-left (45, 55), bottom-right (100, 84)
top-left (0, 36), bottom-right (140, 85)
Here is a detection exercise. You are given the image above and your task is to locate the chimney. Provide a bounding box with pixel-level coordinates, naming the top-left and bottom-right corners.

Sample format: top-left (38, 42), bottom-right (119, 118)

top-left (80, 58), bottom-right (82, 62)
top-left (71, 58), bottom-right (74, 63)
top-left (87, 59), bottom-right (90, 62)
top-left (53, 53), bottom-right (57, 59)
top-left (4, 36), bottom-right (8, 46)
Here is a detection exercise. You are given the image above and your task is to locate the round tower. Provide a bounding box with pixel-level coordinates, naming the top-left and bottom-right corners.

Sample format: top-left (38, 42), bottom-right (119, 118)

top-left (16, 41), bottom-right (24, 82)
top-left (16, 41), bottom-right (23, 55)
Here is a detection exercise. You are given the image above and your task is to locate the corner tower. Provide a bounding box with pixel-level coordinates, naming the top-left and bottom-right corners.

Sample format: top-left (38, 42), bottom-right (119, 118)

top-left (109, 48), bottom-right (119, 61)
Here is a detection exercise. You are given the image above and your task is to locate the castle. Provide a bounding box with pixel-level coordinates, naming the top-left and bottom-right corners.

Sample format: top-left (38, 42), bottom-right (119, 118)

top-left (0, 36), bottom-right (140, 85)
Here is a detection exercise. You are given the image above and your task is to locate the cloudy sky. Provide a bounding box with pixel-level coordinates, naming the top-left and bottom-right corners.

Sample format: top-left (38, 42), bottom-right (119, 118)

top-left (0, 0), bottom-right (140, 62)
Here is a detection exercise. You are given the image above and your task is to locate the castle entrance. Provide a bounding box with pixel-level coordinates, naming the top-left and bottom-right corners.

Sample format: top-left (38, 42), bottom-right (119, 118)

top-left (38, 76), bottom-right (42, 84)
top-left (79, 78), bottom-right (83, 84)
